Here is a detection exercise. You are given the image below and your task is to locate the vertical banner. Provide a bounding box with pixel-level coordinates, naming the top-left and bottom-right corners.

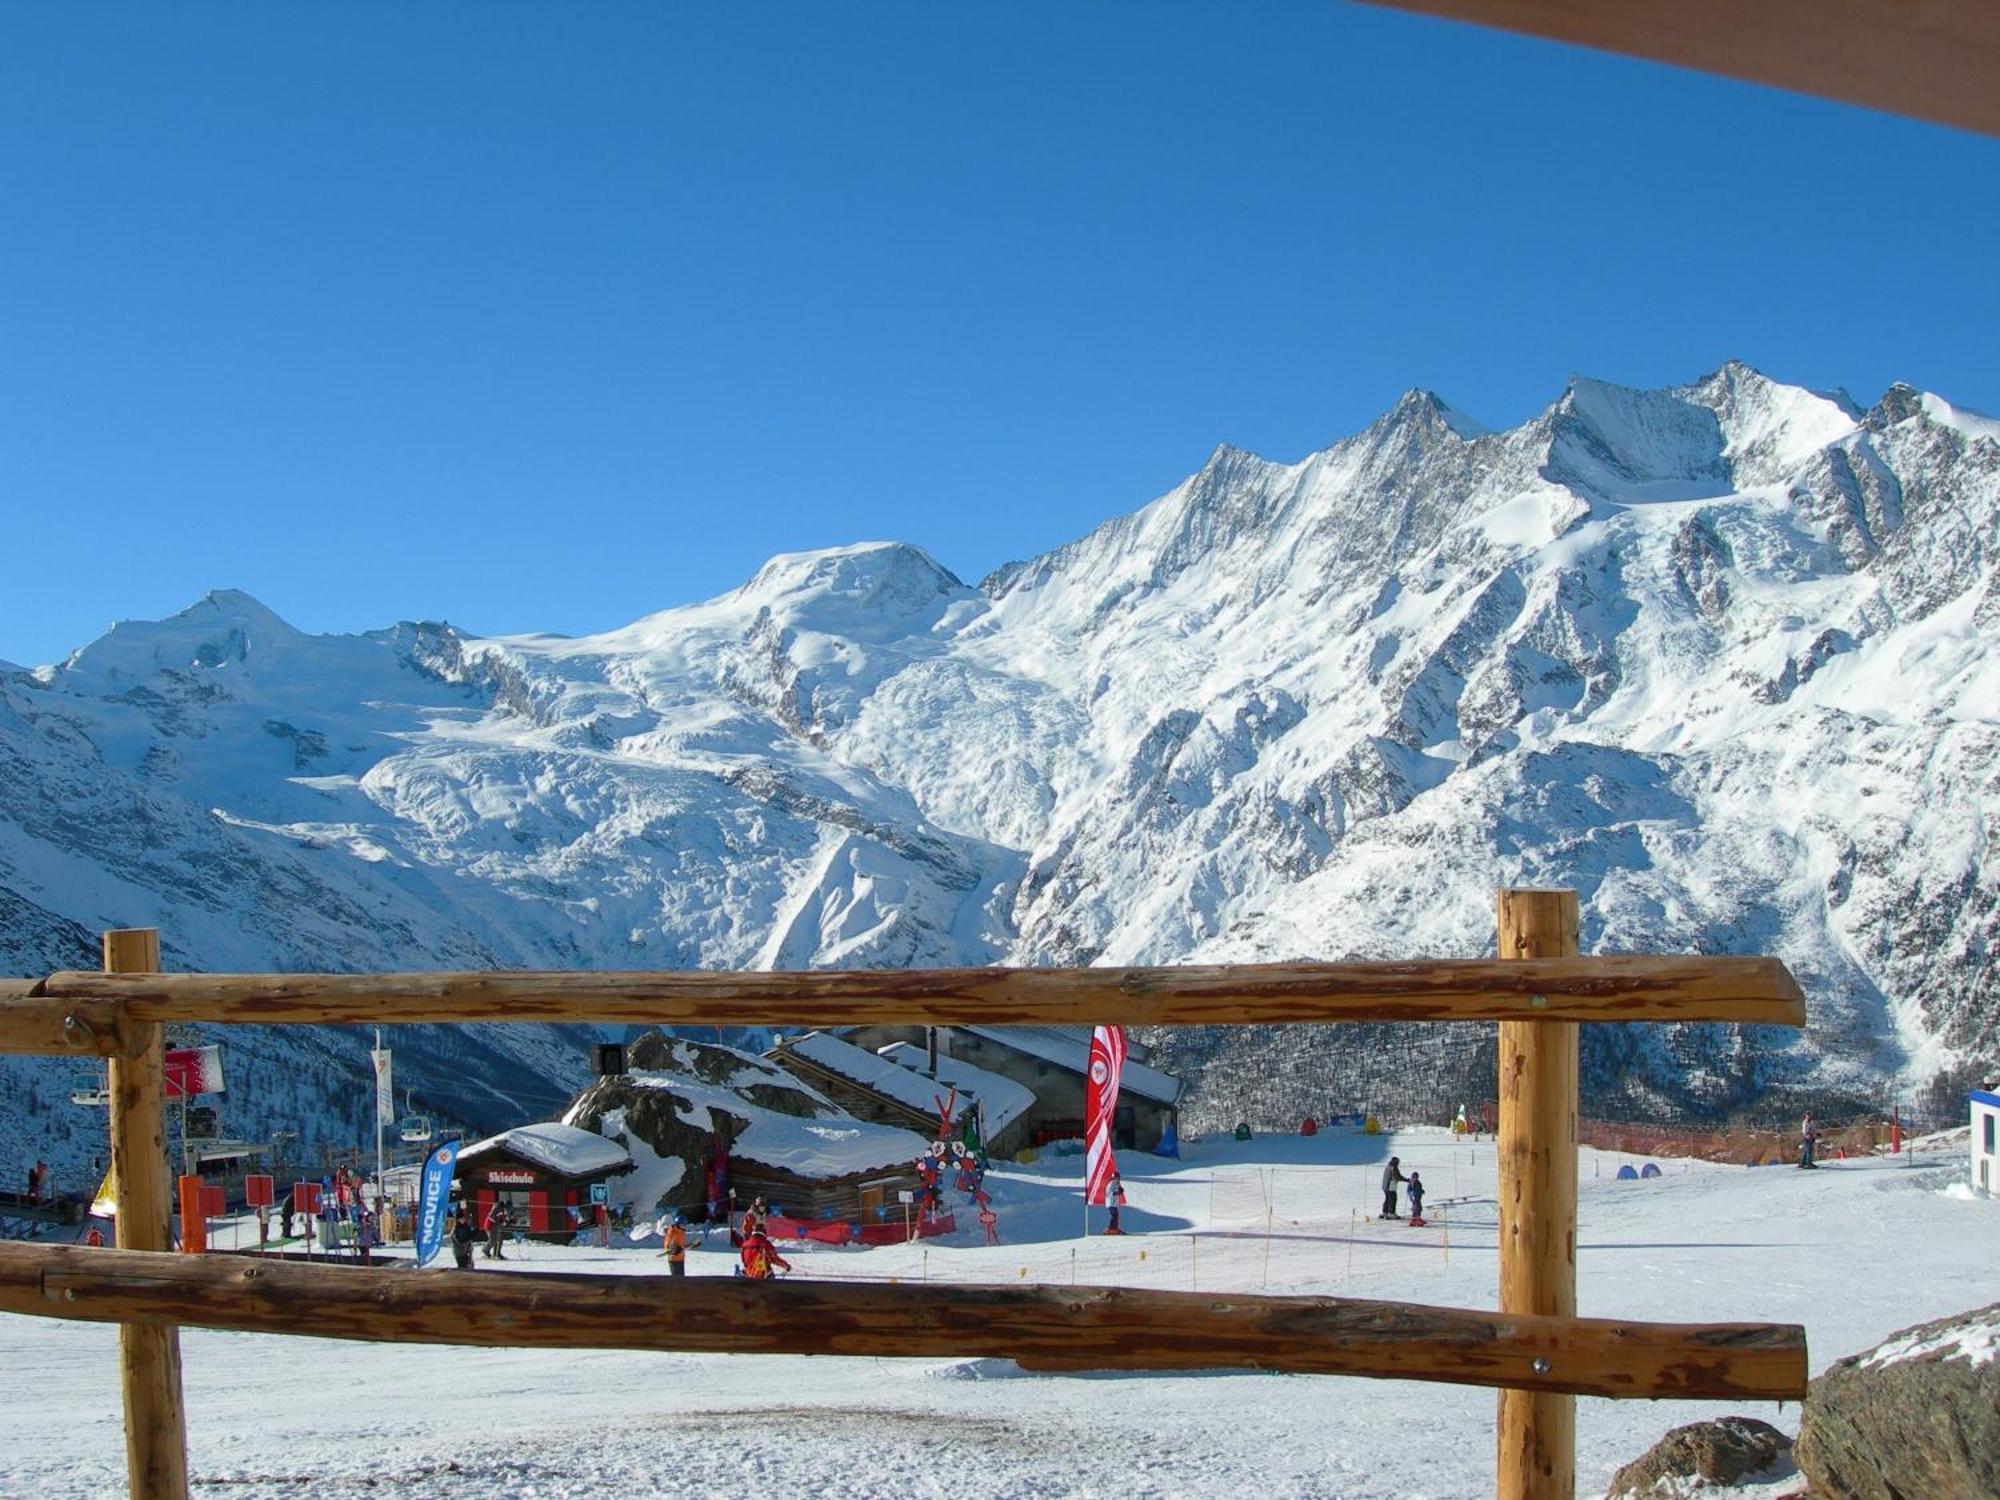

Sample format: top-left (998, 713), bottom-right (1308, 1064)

top-left (372, 1045), bottom-right (394, 1126)
top-left (1084, 1024), bottom-right (1127, 1206)
top-left (414, 1139), bottom-right (460, 1268)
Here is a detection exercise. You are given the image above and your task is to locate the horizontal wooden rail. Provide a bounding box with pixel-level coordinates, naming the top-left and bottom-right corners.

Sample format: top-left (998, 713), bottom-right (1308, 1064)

top-left (0, 978), bottom-right (137, 1058)
top-left (0, 1243), bottom-right (1807, 1400)
top-left (1358, 0), bottom-right (2000, 137)
top-left (0, 957), bottom-right (1804, 1054)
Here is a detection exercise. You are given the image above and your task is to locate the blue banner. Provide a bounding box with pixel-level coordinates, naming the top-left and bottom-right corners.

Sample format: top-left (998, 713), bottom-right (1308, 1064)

top-left (414, 1139), bottom-right (460, 1269)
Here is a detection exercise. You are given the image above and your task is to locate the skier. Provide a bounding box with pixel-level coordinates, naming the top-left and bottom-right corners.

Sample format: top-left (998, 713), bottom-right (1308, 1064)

top-left (1104, 1173), bottom-right (1128, 1235)
top-left (1381, 1157), bottom-right (1407, 1218)
top-left (741, 1195), bottom-right (768, 1240)
top-left (1798, 1114), bottom-right (1819, 1169)
top-left (661, 1214), bottom-right (689, 1276)
top-left (1406, 1170), bottom-right (1426, 1226)
top-left (25, 1161), bottom-right (42, 1205)
top-left (451, 1209), bottom-right (477, 1270)
top-left (738, 1227), bottom-right (790, 1280)
top-left (484, 1201), bottom-right (511, 1260)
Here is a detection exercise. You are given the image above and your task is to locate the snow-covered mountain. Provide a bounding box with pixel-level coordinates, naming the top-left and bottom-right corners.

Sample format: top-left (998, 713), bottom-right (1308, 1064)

top-left (5, 362), bottom-right (1996, 1177)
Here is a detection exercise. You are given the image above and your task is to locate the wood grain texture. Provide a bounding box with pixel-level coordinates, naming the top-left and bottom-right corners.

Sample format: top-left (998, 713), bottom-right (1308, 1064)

top-left (102, 930), bottom-right (189, 1500)
top-left (1497, 891), bottom-right (1581, 1500)
top-left (1356, 0), bottom-right (2000, 137)
top-left (0, 979), bottom-right (134, 1056)
top-left (0, 1243), bottom-right (1809, 1402)
top-left (13, 955), bottom-right (1805, 1046)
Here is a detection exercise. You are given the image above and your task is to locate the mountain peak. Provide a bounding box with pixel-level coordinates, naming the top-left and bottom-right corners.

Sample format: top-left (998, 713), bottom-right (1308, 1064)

top-left (727, 542), bottom-right (970, 634)
top-left (56, 588), bottom-right (305, 685)
top-left (1387, 387), bottom-right (1486, 441)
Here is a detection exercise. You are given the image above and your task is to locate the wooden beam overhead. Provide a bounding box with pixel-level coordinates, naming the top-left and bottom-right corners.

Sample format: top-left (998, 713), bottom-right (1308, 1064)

top-left (3, 956), bottom-right (1805, 1047)
top-left (1356, 0), bottom-right (2000, 137)
top-left (0, 1243), bottom-right (1810, 1402)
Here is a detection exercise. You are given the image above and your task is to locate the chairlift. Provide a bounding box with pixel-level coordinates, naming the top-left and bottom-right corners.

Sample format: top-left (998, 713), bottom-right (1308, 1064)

top-left (71, 1062), bottom-right (110, 1108)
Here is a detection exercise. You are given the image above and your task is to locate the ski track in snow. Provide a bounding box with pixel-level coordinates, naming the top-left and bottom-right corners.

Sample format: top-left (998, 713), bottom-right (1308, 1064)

top-left (3, 1129), bottom-right (1996, 1499)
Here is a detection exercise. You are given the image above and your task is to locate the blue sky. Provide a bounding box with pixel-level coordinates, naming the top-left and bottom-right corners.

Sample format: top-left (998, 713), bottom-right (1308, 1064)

top-left (3, 4), bottom-right (1995, 666)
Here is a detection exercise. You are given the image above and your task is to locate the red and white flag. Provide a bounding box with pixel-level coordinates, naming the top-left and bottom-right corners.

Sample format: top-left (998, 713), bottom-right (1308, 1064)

top-left (162, 1044), bottom-right (225, 1099)
top-left (1084, 1024), bottom-right (1127, 1205)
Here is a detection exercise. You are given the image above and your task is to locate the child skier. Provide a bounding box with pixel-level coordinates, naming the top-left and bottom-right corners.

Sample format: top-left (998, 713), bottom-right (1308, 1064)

top-left (1406, 1170), bottom-right (1426, 1226)
top-left (1381, 1157), bottom-right (1407, 1218)
top-left (451, 1209), bottom-right (477, 1269)
top-left (1105, 1174), bottom-right (1128, 1235)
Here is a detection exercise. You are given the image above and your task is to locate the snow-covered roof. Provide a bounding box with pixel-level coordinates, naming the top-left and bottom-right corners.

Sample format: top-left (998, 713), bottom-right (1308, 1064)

top-left (876, 1043), bottom-right (1036, 1138)
top-left (569, 1055), bottom-right (928, 1182)
top-left (959, 1025), bottom-right (1182, 1105)
top-left (731, 1116), bottom-right (931, 1179)
top-left (780, 1031), bottom-right (957, 1120)
top-left (459, 1121), bottom-right (632, 1178)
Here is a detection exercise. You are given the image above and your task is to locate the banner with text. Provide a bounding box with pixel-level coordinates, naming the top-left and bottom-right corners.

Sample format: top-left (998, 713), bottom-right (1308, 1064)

top-left (414, 1139), bottom-right (460, 1269)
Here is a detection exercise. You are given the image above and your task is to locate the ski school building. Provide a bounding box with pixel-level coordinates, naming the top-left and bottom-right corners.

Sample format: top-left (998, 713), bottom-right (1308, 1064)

top-left (456, 1122), bottom-right (632, 1243)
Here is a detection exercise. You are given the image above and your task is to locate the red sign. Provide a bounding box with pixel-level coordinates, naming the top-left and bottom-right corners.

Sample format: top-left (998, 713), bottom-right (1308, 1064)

top-left (199, 1186), bottom-right (226, 1218)
top-left (244, 1175), bottom-right (275, 1208)
top-left (293, 1181), bottom-right (322, 1213)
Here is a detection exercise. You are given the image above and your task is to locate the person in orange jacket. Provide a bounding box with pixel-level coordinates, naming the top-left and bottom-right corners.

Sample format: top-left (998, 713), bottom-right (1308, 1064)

top-left (661, 1214), bottom-right (690, 1276)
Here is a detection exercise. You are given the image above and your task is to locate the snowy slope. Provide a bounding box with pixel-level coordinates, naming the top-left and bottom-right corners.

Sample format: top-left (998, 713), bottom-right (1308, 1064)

top-left (4, 362), bottom-right (1998, 1179)
top-left (2, 1131), bottom-right (1995, 1498)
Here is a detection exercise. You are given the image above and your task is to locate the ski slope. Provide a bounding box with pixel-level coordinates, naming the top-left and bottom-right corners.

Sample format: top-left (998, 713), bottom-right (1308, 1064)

top-left (1, 1127), bottom-right (1994, 1499)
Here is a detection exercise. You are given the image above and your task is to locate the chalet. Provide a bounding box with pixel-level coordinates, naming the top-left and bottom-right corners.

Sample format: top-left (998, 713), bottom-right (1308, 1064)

top-left (562, 1031), bottom-right (931, 1228)
top-left (456, 1122), bottom-right (632, 1243)
top-left (840, 1024), bottom-right (1182, 1152)
top-left (766, 1030), bottom-right (1038, 1158)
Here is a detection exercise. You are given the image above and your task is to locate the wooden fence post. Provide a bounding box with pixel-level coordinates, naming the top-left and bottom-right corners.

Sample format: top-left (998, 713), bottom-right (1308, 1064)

top-left (1496, 889), bottom-right (1579, 1500)
top-left (105, 929), bottom-right (190, 1500)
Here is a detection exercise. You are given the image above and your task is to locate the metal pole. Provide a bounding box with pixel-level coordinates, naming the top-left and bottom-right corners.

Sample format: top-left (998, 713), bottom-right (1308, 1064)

top-left (374, 1029), bottom-right (385, 1226)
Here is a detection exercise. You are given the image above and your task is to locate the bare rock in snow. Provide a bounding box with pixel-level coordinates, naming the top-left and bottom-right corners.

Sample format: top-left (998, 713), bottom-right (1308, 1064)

top-left (1605, 1415), bottom-right (1795, 1498)
top-left (1794, 1302), bottom-right (2000, 1500)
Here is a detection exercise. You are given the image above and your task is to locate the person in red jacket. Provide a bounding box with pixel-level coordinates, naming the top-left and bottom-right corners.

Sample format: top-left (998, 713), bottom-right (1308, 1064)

top-left (739, 1228), bottom-right (791, 1280)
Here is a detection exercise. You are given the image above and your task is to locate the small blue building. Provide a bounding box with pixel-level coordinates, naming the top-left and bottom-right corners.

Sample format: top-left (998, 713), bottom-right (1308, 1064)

top-left (1972, 1087), bottom-right (2000, 1197)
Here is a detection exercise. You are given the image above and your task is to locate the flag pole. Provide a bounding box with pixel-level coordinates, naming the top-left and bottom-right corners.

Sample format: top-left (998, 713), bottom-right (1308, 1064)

top-left (372, 1028), bottom-right (385, 1226)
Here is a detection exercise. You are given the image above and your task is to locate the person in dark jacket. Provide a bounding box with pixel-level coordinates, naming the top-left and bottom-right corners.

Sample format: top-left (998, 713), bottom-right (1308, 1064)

top-left (451, 1209), bottom-right (478, 1269)
top-left (1406, 1170), bottom-right (1425, 1223)
top-left (1381, 1157), bottom-right (1407, 1218)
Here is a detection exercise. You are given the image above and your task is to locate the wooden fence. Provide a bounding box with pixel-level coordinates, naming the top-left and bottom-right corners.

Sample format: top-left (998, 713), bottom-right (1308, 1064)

top-left (0, 889), bottom-right (1808, 1499)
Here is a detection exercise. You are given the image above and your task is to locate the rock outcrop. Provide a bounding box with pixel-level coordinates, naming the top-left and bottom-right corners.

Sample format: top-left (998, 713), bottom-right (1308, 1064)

top-left (1794, 1302), bottom-right (2000, 1500)
top-left (1605, 1415), bottom-right (1794, 1498)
